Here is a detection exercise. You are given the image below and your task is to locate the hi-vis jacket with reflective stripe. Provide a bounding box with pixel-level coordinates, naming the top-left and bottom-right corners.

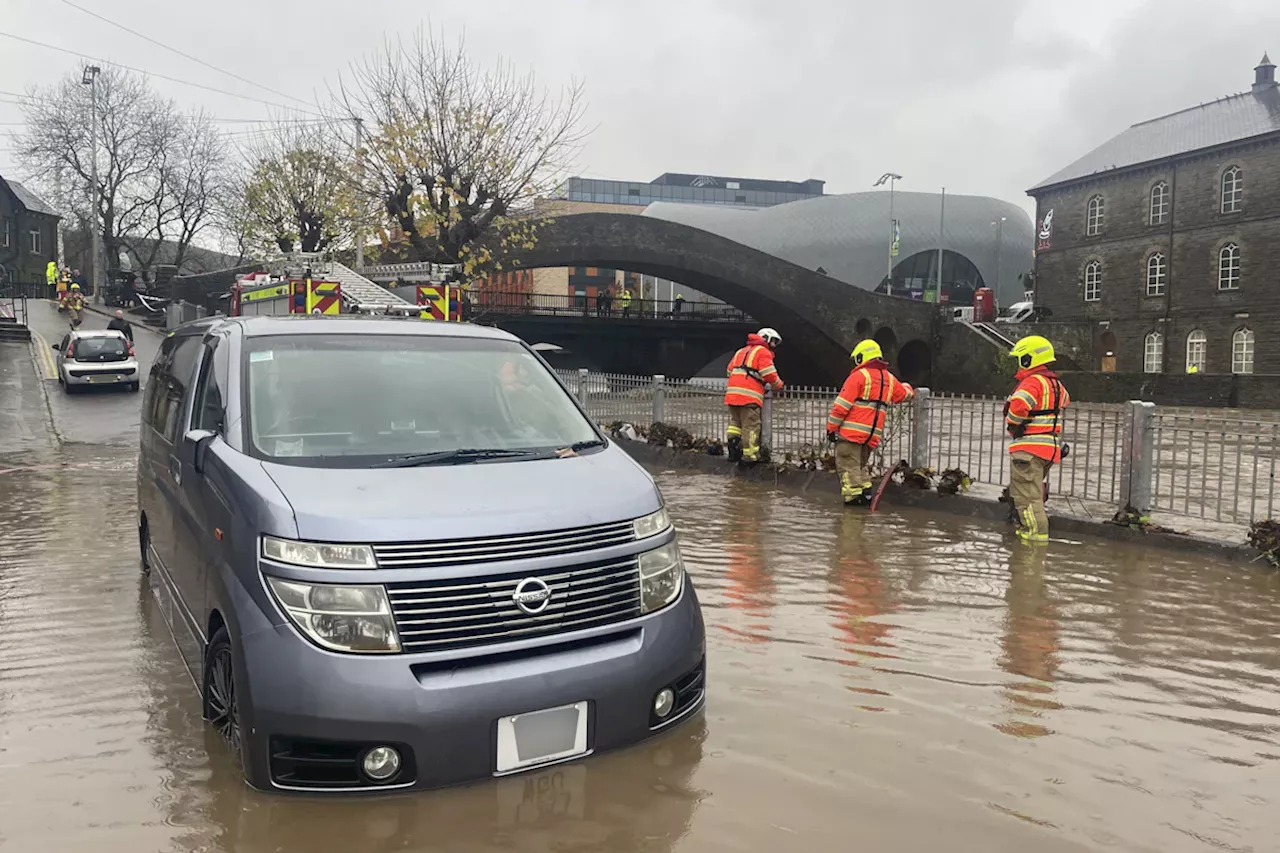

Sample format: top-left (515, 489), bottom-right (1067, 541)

top-left (1005, 367), bottom-right (1071, 462)
top-left (826, 361), bottom-right (914, 448)
top-left (724, 334), bottom-right (784, 407)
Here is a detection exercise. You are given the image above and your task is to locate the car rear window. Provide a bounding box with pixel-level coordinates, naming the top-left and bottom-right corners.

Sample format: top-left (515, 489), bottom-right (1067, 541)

top-left (73, 336), bottom-right (129, 361)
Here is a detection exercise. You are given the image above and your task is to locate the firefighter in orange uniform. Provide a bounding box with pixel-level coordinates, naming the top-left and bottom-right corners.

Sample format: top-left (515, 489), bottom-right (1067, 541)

top-left (1004, 335), bottom-right (1071, 544)
top-left (724, 328), bottom-right (784, 463)
top-left (826, 339), bottom-right (914, 505)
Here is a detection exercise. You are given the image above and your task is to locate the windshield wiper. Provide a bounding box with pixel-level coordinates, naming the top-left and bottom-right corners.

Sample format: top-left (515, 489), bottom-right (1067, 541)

top-left (371, 448), bottom-right (538, 468)
top-left (566, 439), bottom-right (606, 452)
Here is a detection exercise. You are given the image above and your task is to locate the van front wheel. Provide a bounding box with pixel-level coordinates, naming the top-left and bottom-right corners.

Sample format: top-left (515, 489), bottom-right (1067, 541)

top-left (203, 628), bottom-right (244, 771)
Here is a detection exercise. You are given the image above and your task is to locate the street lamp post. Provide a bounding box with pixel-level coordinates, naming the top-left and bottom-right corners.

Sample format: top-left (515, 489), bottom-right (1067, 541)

top-left (82, 65), bottom-right (102, 304)
top-left (874, 172), bottom-right (902, 294)
top-left (992, 216), bottom-right (1007, 300)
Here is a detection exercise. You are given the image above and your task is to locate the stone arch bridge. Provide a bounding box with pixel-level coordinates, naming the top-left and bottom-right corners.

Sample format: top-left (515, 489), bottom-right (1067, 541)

top-left (495, 213), bottom-right (941, 386)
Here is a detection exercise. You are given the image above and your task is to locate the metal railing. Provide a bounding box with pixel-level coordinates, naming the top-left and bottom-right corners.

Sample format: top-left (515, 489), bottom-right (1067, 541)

top-left (0, 281), bottom-right (41, 328)
top-left (557, 368), bottom-right (1280, 527)
top-left (473, 290), bottom-right (753, 323)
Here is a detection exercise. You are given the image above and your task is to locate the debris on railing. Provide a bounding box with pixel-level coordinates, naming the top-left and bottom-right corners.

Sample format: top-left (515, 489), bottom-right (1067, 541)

top-left (782, 445), bottom-right (836, 471)
top-left (1246, 520), bottom-right (1280, 568)
top-left (937, 468), bottom-right (972, 495)
top-left (647, 422), bottom-right (718, 452)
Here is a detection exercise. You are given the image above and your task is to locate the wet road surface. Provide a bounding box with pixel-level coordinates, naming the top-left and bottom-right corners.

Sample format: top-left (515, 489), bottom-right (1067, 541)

top-left (24, 299), bottom-right (161, 447)
top-left (1, 449), bottom-right (1278, 851)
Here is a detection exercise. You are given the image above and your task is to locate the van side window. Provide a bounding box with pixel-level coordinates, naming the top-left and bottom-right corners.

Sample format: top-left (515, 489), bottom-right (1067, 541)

top-left (154, 337), bottom-right (203, 444)
top-left (191, 341), bottom-right (226, 433)
top-left (142, 337), bottom-right (177, 430)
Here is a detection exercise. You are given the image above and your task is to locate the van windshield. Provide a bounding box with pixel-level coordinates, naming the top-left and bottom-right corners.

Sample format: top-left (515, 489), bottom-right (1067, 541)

top-left (243, 334), bottom-right (600, 467)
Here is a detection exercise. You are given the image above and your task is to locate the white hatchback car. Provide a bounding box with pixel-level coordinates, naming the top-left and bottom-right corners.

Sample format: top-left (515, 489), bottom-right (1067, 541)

top-left (53, 329), bottom-right (140, 393)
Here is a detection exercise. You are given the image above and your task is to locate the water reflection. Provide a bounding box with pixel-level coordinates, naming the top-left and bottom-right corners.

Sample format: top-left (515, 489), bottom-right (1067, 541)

top-left (714, 489), bottom-right (775, 647)
top-left (827, 514), bottom-right (897, 661)
top-left (997, 547), bottom-right (1062, 739)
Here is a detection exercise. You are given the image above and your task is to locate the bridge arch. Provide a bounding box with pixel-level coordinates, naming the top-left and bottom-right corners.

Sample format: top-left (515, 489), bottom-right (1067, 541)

top-left (497, 213), bottom-right (939, 385)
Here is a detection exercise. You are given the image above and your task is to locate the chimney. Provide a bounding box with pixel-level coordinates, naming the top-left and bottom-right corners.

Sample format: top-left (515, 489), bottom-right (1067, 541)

top-left (1255, 52), bottom-right (1277, 93)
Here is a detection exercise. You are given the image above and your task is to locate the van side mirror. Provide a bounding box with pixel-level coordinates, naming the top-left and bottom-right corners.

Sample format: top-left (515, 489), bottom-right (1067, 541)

top-left (183, 429), bottom-right (217, 474)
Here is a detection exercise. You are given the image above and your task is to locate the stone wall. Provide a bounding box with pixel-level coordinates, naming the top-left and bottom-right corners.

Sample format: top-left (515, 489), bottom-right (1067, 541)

top-left (1057, 371), bottom-right (1280, 409)
top-left (1031, 134), bottom-right (1280, 375)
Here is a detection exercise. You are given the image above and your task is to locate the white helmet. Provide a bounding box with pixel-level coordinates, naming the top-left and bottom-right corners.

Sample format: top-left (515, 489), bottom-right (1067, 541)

top-left (757, 327), bottom-right (782, 348)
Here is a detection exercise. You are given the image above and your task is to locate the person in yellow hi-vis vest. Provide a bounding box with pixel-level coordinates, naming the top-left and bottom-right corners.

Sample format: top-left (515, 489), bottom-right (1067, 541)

top-left (46, 261), bottom-right (58, 292)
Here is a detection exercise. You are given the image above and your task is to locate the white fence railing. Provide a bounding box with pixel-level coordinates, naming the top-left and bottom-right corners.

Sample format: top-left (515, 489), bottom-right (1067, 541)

top-left (556, 368), bottom-right (1280, 526)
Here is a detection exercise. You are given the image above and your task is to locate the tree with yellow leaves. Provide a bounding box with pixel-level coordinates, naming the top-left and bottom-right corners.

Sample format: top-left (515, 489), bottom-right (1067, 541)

top-left (330, 28), bottom-right (586, 276)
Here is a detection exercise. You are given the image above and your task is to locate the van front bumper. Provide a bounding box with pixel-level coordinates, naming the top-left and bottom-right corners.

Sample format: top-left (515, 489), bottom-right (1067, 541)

top-left (236, 584), bottom-right (706, 793)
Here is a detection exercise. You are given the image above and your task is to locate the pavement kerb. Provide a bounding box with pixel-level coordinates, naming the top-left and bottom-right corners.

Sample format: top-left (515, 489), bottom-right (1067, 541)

top-left (25, 333), bottom-right (64, 447)
top-left (614, 437), bottom-right (1260, 566)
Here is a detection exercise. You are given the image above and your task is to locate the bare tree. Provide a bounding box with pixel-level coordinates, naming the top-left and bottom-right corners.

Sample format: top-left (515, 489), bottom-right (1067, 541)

top-left (330, 29), bottom-right (586, 274)
top-left (12, 67), bottom-right (227, 277)
top-left (238, 120), bottom-right (362, 255)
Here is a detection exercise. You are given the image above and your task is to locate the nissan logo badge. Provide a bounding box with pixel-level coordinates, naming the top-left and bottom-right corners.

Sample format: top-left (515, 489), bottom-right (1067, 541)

top-left (512, 577), bottom-right (552, 615)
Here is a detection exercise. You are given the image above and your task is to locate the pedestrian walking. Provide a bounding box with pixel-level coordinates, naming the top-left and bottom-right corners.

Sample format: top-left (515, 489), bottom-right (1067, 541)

top-left (107, 309), bottom-right (133, 342)
top-left (65, 283), bottom-right (85, 328)
top-left (724, 327), bottom-right (784, 463)
top-left (1004, 335), bottom-right (1071, 544)
top-left (619, 287), bottom-right (633, 318)
top-left (45, 261), bottom-right (58, 295)
top-left (673, 293), bottom-right (685, 315)
top-left (825, 340), bottom-right (914, 506)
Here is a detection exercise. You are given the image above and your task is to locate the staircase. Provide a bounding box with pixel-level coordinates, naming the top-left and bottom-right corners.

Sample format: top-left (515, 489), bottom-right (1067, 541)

top-left (0, 299), bottom-right (31, 342)
top-left (327, 262), bottom-right (413, 310)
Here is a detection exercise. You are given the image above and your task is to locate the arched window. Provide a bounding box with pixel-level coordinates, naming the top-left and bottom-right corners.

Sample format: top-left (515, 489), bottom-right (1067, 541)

top-left (1221, 166), bottom-right (1243, 213)
top-left (1186, 330), bottom-right (1207, 373)
top-left (1218, 243), bottom-right (1241, 290)
top-left (1149, 181), bottom-right (1170, 225)
top-left (1146, 252), bottom-right (1166, 296)
top-left (1086, 195), bottom-right (1105, 236)
top-left (1232, 328), bottom-right (1255, 375)
top-left (1083, 260), bottom-right (1102, 302)
top-left (1144, 331), bottom-right (1164, 373)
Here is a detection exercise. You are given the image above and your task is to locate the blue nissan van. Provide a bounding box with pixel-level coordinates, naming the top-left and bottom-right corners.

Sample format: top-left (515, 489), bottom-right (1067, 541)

top-left (137, 315), bottom-right (706, 793)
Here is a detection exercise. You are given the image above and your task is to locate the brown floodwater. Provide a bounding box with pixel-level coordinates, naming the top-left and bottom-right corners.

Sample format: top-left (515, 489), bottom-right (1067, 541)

top-left (1, 451), bottom-right (1278, 852)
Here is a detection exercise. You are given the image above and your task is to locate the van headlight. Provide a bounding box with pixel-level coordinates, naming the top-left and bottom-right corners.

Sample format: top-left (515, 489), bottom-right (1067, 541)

top-left (638, 541), bottom-right (684, 614)
top-left (262, 535), bottom-right (376, 569)
top-left (265, 577), bottom-right (400, 653)
top-left (633, 507), bottom-right (672, 540)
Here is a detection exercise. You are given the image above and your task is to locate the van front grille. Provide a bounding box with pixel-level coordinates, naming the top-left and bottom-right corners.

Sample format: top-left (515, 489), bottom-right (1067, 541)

top-left (372, 521), bottom-right (636, 569)
top-left (387, 557), bottom-right (642, 653)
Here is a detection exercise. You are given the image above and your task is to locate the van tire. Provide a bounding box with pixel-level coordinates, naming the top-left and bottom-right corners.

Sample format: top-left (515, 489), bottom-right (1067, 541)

top-left (203, 627), bottom-right (245, 772)
top-left (129, 382), bottom-right (140, 392)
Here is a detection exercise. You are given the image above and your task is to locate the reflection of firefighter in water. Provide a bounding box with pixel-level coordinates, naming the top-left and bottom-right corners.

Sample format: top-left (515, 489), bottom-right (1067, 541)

top-left (719, 491), bottom-right (775, 645)
top-left (996, 546), bottom-right (1062, 738)
top-left (829, 513), bottom-right (897, 656)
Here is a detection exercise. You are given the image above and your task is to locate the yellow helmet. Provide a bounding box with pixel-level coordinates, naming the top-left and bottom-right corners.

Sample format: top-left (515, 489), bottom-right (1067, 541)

top-left (851, 339), bottom-right (882, 366)
top-left (1009, 335), bottom-right (1055, 369)
top-left (70, 283), bottom-right (81, 291)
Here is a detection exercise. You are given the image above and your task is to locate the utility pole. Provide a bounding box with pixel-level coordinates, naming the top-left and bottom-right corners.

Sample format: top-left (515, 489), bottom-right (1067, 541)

top-left (874, 172), bottom-right (903, 294)
top-left (354, 117), bottom-right (365, 270)
top-left (992, 216), bottom-right (1007, 299)
top-left (936, 187), bottom-right (945, 303)
top-left (82, 65), bottom-right (102, 304)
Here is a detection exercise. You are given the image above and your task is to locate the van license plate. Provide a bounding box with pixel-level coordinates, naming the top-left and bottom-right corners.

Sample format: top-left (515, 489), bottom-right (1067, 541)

top-left (495, 701), bottom-right (588, 774)
top-left (89, 375), bottom-right (117, 383)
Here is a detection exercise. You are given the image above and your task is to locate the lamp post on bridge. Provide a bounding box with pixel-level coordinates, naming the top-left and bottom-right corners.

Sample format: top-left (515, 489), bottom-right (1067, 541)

top-left (991, 216), bottom-right (1007, 300)
top-left (874, 172), bottom-right (903, 295)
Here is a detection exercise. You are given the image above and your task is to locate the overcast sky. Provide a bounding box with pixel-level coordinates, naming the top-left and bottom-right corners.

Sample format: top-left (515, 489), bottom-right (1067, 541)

top-left (3, 0), bottom-right (1278, 220)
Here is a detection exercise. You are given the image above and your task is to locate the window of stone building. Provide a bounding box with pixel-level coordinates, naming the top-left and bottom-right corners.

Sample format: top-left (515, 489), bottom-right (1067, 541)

top-left (1221, 166), bottom-right (1243, 214)
top-left (1149, 182), bottom-right (1170, 225)
top-left (1086, 195), bottom-right (1105, 236)
top-left (1186, 330), bottom-right (1207, 373)
top-left (1, 216), bottom-right (10, 248)
top-left (29, 228), bottom-right (42, 256)
top-left (1232, 328), bottom-right (1254, 375)
top-left (1218, 243), bottom-right (1241, 290)
top-left (1083, 260), bottom-right (1102, 301)
top-left (1144, 331), bottom-right (1164, 373)
top-left (1146, 252), bottom-right (1166, 296)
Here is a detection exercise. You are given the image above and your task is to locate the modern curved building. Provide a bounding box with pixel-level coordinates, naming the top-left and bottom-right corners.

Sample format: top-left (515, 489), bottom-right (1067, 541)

top-left (642, 190), bottom-right (1035, 308)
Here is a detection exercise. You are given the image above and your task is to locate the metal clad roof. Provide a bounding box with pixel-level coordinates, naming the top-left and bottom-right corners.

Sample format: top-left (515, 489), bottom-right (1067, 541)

top-left (641, 191), bottom-right (1034, 307)
top-left (1031, 88), bottom-right (1280, 191)
top-left (5, 179), bottom-right (59, 216)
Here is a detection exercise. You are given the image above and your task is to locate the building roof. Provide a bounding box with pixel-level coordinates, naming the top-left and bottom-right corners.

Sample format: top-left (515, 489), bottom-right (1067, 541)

top-left (642, 190), bottom-right (1034, 306)
top-left (1031, 82), bottom-right (1280, 192)
top-left (2, 178), bottom-right (59, 217)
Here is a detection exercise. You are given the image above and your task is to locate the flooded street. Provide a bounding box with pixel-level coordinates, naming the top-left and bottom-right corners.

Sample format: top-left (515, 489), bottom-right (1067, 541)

top-left (2, 451), bottom-right (1278, 852)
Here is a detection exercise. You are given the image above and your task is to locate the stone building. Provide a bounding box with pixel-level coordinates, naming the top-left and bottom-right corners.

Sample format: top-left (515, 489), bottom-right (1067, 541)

top-left (1028, 54), bottom-right (1280, 375)
top-left (0, 175), bottom-right (60, 284)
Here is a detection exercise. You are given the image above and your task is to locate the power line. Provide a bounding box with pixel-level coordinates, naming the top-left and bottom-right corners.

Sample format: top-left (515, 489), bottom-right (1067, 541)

top-left (0, 30), bottom-right (327, 116)
top-left (56, 0), bottom-right (317, 111)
